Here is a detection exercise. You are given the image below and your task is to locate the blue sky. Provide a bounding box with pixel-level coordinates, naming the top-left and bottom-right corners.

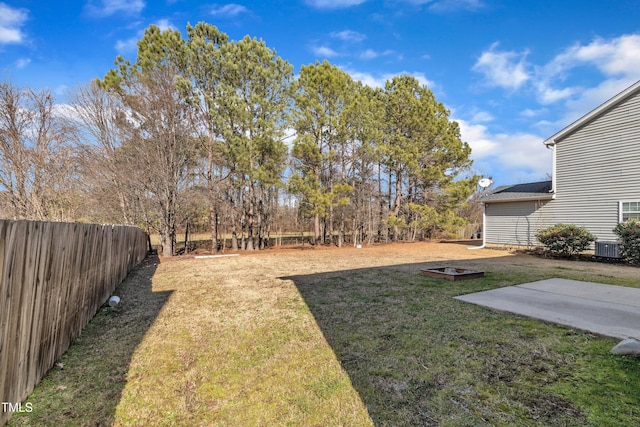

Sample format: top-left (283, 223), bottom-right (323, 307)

top-left (2, 0), bottom-right (640, 187)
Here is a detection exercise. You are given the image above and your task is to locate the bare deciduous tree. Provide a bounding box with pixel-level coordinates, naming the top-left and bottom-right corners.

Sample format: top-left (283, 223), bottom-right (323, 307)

top-left (69, 81), bottom-right (147, 225)
top-left (0, 82), bottom-right (78, 220)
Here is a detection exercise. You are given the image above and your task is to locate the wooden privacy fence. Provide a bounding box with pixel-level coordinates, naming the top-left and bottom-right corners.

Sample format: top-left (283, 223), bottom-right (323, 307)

top-left (0, 220), bottom-right (148, 425)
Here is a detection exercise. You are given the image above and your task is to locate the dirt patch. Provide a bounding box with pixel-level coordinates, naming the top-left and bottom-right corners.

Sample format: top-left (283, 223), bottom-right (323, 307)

top-left (165, 239), bottom-right (493, 260)
top-left (162, 240), bottom-right (638, 284)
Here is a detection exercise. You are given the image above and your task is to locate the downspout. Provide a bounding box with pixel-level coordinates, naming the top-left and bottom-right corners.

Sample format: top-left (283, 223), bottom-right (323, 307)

top-left (548, 140), bottom-right (557, 198)
top-left (468, 202), bottom-right (486, 250)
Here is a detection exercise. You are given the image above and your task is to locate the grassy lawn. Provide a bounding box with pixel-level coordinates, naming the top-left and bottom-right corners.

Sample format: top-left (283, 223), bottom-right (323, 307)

top-left (8, 242), bottom-right (640, 426)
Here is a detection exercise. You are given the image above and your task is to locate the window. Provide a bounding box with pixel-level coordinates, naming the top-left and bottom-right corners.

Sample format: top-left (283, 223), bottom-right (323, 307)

top-left (619, 201), bottom-right (640, 222)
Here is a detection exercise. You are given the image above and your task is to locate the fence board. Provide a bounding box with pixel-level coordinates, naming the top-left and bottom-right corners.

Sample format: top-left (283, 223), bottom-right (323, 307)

top-left (0, 220), bottom-right (147, 426)
top-left (0, 222), bottom-right (11, 413)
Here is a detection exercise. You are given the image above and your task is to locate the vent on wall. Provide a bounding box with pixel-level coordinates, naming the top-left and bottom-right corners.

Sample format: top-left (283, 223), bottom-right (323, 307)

top-left (595, 241), bottom-right (621, 258)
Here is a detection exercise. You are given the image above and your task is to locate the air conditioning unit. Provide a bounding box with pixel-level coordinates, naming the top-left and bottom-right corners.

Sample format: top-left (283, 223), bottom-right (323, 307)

top-left (595, 241), bottom-right (621, 259)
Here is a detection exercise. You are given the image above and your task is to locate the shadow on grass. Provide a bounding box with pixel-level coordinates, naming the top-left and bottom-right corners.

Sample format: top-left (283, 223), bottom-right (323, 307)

top-left (282, 257), bottom-right (640, 426)
top-left (7, 253), bottom-right (172, 427)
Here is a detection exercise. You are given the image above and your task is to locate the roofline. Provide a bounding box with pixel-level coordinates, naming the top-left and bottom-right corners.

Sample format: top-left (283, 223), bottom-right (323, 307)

top-left (492, 179), bottom-right (551, 192)
top-left (543, 79), bottom-right (640, 147)
top-left (482, 194), bottom-right (554, 204)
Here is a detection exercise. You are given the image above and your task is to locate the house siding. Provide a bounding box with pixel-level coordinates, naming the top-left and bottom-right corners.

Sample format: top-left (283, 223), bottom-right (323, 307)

top-left (484, 85), bottom-right (640, 246)
top-left (546, 89), bottom-right (640, 241)
top-left (485, 200), bottom-right (552, 246)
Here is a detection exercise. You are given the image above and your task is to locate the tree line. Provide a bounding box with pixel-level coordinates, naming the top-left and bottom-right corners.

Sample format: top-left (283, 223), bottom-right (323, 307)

top-left (0, 22), bottom-right (479, 257)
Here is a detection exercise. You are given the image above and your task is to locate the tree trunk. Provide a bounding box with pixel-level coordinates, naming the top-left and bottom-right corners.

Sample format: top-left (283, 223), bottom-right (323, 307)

top-left (393, 171), bottom-right (402, 241)
top-left (183, 222), bottom-right (188, 254)
top-left (222, 222), bottom-right (228, 252)
top-left (246, 181), bottom-right (255, 251)
top-left (353, 213), bottom-right (358, 248)
top-left (160, 188), bottom-right (177, 257)
top-left (257, 197), bottom-right (265, 249)
top-left (161, 229), bottom-right (174, 257)
top-left (212, 210), bottom-right (219, 253)
top-left (231, 231), bottom-right (238, 251)
top-left (207, 149), bottom-right (219, 253)
top-left (314, 212), bottom-right (321, 245)
top-left (231, 197), bottom-right (239, 251)
top-left (328, 203), bottom-right (334, 245)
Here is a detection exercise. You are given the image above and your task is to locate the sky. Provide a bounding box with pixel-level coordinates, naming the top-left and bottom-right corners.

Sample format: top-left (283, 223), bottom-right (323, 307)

top-left (2, 0), bottom-right (640, 187)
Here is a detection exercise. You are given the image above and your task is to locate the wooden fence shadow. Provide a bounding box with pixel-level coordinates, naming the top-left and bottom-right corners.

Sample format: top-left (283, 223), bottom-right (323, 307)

top-left (7, 254), bottom-right (172, 426)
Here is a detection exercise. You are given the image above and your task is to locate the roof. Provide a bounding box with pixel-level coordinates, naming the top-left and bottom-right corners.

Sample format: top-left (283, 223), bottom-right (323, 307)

top-left (543, 79), bottom-right (640, 146)
top-left (480, 180), bottom-right (553, 203)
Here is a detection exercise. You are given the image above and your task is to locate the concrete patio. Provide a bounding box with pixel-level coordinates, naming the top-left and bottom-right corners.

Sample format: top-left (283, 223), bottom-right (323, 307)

top-left (454, 278), bottom-right (640, 340)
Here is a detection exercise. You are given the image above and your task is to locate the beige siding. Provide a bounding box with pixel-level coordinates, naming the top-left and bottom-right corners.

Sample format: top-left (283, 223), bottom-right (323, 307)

top-left (485, 200), bottom-right (553, 246)
top-left (547, 90), bottom-right (640, 241)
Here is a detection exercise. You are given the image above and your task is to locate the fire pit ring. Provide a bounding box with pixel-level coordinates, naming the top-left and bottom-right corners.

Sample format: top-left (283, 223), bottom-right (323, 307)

top-left (420, 267), bottom-right (484, 281)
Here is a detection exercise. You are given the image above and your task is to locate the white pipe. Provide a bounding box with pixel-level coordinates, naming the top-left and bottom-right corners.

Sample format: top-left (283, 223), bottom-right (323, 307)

top-left (549, 143), bottom-right (557, 194)
top-left (468, 202), bottom-right (486, 250)
top-left (194, 254), bottom-right (240, 259)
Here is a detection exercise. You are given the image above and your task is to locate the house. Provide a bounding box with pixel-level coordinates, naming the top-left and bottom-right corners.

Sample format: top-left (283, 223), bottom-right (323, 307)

top-left (481, 80), bottom-right (640, 248)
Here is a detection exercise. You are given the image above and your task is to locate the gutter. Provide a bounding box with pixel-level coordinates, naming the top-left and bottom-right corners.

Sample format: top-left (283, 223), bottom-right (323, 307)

top-left (482, 195), bottom-right (554, 203)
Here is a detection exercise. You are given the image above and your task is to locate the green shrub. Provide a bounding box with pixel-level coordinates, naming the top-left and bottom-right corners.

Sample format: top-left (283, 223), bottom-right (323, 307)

top-left (535, 223), bottom-right (596, 257)
top-left (613, 218), bottom-right (640, 265)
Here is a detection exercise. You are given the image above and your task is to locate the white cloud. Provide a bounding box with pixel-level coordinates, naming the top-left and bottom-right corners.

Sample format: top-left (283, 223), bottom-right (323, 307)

top-left (210, 3), bottom-right (249, 17)
top-left (360, 49), bottom-right (378, 59)
top-left (546, 34), bottom-right (640, 78)
top-left (559, 78), bottom-right (639, 127)
top-left (306, 0), bottom-right (366, 9)
top-left (533, 81), bottom-right (579, 104)
top-left (390, 71), bottom-right (433, 88)
top-left (495, 133), bottom-right (550, 171)
top-left (533, 34), bottom-right (640, 107)
top-left (428, 0), bottom-right (484, 12)
top-left (359, 49), bottom-right (394, 60)
top-left (154, 19), bottom-right (175, 31)
top-left (458, 118), bottom-right (551, 184)
top-left (520, 108), bottom-right (548, 118)
top-left (399, 0), bottom-right (484, 12)
top-left (472, 43), bottom-right (530, 90)
top-left (87, 0), bottom-right (145, 16)
top-left (312, 45), bottom-right (340, 58)
top-left (115, 20), bottom-right (175, 54)
top-left (282, 127), bottom-right (297, 148)
top-left (457, 119), bottom-right (499, 158)
top-left (465, 35), bottom-right (640, 184)
top-left (343, 68), bottom-right (434, 89)
top-left (0, 2), bottom-right (28, 44)
top-left (331, 30), bottom-right (366, 42)
top-left (55, 103), bottom-right (90, 125)
top-left (471, 35), bottom-right (640, 112)
top-left (475, 34), bottom-right (640, 107)
top-left (342, 69), bottom-right (384, 88)
top-left (115, 36), bottom-right (138, 53)
top-left (15, 57), bottom-right (30, 69)
top-left (471, 111), bottom-right (493, 122)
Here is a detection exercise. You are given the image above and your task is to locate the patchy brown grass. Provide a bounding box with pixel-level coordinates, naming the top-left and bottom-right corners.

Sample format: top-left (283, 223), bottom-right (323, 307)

top-left (8, 241), bottom-right (640, 426)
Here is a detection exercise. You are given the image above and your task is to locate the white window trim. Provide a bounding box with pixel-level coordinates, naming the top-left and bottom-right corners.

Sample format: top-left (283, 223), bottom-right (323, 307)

top-left (619, 200), bottom-right (640, 223)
